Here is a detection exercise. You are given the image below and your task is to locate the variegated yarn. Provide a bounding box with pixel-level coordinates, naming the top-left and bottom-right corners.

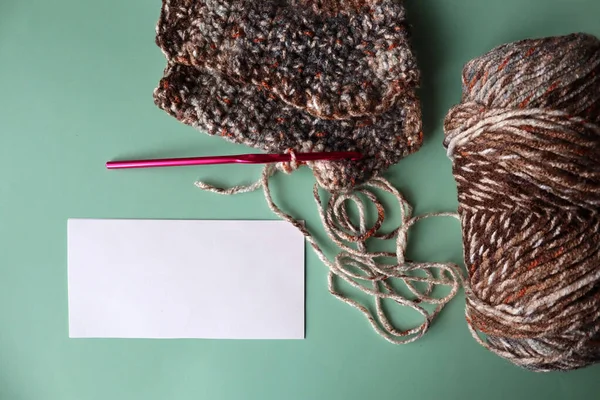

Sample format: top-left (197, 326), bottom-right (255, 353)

top-left (154, 0), bottom-right (423, 190)
top-left (444, 33), bottom-right (600, 371)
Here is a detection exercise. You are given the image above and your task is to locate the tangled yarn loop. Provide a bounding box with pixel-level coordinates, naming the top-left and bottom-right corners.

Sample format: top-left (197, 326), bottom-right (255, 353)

top-left (313, 176), bottom-right (462, 343)
top-left (196, 167), bottom-right (463, 344)
top-left (444, 33), bottom-right (600, 371)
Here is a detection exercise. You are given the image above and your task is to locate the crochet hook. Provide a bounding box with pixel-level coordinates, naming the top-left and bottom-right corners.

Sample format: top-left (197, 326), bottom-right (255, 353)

top-left (106, 151), bottom-right (363, 169)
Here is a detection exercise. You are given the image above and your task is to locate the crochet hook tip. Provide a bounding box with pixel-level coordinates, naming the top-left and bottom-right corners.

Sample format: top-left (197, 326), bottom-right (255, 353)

top-left (349, 152), bottom-right (363, 161)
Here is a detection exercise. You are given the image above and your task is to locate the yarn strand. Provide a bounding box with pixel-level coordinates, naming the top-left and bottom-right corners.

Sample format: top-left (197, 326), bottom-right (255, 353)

top-left (195, 165), bottom-right (463, 344)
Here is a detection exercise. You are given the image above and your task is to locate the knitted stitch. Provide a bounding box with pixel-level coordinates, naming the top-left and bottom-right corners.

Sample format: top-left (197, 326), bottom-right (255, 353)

top-left (155, 0), bottom-right (419, 120)
top-left (444, 33), bottom-right (600, 371)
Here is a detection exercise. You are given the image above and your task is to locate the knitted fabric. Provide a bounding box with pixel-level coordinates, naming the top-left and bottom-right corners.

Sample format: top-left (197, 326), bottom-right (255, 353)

top-left (154, 0), bottom-right (422, 190)
top-left (444, 33), bottom-right (600, 371)
top-left (156, 0), bottom-right (419, 120)
top-left (155, 62), bottom-right (421, 189)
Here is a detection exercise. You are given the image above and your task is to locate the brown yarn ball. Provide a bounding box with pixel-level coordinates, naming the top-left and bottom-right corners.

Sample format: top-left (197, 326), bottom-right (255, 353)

top-left (444, 33), bottom-right (600, 371)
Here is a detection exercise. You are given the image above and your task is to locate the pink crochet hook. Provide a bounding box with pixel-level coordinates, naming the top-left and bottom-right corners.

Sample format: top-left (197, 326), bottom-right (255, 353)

top-left (106, 151), bottom-right (362, 169)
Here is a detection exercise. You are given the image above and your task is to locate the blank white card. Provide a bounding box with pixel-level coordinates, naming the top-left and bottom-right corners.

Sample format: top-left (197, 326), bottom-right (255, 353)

top-left (67, 219), bottom-right (304, 339)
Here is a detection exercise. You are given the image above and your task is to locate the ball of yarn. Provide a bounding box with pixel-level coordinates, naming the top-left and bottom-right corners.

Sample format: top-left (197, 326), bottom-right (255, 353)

top-left (444, 33), bottom-right (600, 371)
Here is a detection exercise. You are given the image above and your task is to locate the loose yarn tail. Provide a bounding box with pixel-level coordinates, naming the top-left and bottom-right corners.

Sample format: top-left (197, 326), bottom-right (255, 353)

top-left (196, 166), bottom-right (464, 344)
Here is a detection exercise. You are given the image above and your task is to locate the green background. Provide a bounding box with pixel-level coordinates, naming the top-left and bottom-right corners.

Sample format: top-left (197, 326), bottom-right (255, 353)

top-left (1, 0), bottom-right (599, 399)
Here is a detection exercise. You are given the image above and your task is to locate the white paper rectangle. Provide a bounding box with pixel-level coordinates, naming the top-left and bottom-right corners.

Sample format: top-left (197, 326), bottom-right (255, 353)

top-left (67, 219), bottom-right (304, 339)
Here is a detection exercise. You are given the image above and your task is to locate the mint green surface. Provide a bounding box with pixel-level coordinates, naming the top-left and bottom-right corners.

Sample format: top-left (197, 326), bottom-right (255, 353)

top-left (1, 1), bottom-right (599, 399)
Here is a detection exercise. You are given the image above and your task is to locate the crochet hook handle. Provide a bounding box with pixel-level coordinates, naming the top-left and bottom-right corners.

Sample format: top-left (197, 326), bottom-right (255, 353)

top-left (106, 151), bottom-right (362, 169)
